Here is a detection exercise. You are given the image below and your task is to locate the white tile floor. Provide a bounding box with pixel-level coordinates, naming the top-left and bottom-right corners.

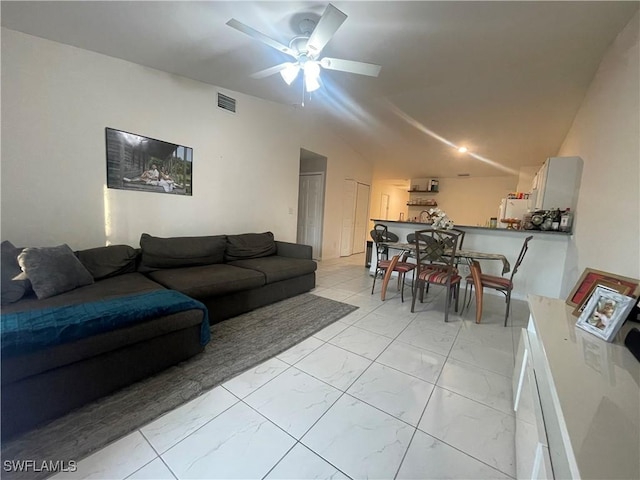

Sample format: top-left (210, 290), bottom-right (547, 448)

top-left (51, 254), bottom-right (530, 480)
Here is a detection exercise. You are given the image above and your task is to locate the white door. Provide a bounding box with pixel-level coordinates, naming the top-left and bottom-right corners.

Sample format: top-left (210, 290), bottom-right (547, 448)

top-left (352, 183), bottom-right (370, 254)
top-left (340, 179), bottom-right (356, 256)
top-left (380, 194), bottom-right (390, 220)
top-left (297, 173), bottom-right (324, 259)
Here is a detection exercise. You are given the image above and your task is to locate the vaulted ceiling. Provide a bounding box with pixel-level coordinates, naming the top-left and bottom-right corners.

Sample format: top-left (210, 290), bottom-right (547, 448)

top-left (2, 1), bottom-right (638, 180)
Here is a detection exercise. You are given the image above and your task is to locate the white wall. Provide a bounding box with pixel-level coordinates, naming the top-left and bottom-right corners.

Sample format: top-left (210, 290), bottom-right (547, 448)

top-left (1, 29), bottom-right (373, 256)
top-left (423, 176), bottom-right (518, 226)
top-left (300, 115), bottom-right (373, 259)
top-left (369, 181), bottom-right (408, 224)
top-left (557, 13), bottom-right (640, 294)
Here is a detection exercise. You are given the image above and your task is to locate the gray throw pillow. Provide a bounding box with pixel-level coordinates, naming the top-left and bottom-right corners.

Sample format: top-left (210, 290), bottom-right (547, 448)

top-left (76, 244), bottom-right (139, 280)
top-left (225, 232), bottom-right (277, 261)
top-left (1, 240), bottom-right (31, 304)
top-left (140, 233), bottom-right (227, 268)
top-left (18, 244), bottom-right (94, 299)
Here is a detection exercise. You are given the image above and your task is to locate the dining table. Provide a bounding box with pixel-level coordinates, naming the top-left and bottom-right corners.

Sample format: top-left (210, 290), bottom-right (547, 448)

top-left (377, 241), bottom-right (511, 302)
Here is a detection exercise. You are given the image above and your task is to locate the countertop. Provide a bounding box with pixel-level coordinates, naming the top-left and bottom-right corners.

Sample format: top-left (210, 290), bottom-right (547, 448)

top-left (527, 295), bottom-right (640, 479)
top-left (370, 219), bottom-right (571, 235)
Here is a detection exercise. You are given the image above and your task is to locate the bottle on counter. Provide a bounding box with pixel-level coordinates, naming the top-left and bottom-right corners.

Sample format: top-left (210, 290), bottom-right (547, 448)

top-left (489, 217), bottom-right (497, 228)
top-left (560, 208), bottom-right (573, 232)
top-left (551, 208), bottom-right (561, 231)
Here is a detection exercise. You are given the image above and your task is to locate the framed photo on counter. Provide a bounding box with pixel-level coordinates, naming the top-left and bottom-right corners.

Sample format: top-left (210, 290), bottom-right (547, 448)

top-left (571, 279), bottom-right (633, 317)
top-left (576, 287), bottom-right (636, 342)
top-left (566, 268), bottom-right (639, 309)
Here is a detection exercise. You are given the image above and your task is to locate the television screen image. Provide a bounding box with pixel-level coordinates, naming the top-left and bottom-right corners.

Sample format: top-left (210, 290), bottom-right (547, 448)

top-left (105, 127), bottom-right (192, 196)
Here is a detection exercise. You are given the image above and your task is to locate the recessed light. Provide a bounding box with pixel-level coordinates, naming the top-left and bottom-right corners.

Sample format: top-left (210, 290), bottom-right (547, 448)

top-left (458, 146), bottom-right (468, 153)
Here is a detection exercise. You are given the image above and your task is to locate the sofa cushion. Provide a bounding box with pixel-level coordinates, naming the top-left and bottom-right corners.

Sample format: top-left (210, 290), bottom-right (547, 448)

top-left (140, 233), bottom-right (227, 268)
top-left (0, 272), bottom-right (165, 314)
top-left (1, 241), bottom-right (31, 305)
top-left (147, 264), bottom-right (265, 298)
top-left (76, 245), bottom-right (139, 280)
top-left (225, 232), bottom-right (277, 262)
top-left (2, 309), bottom-right (202, 385)
top-left (18, 244), bottom-right (94, 299)
top-left (228, 256), bottom-right (317, 284)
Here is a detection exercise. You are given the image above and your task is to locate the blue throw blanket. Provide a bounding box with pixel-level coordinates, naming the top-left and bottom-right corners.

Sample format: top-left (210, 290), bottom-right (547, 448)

top-left (1, 290), bottom-right (210, 356)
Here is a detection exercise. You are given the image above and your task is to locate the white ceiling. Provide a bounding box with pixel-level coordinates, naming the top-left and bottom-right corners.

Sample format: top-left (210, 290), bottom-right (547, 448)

top-left (2, 1), bottom-right (638, 181)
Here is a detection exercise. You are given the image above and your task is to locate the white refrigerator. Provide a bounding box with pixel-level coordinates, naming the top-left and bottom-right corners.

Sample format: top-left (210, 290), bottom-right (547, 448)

top-left (498, 198), bottom-right (529, 228)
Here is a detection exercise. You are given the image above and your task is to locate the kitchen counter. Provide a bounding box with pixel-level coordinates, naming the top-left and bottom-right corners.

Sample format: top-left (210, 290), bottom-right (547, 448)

top-left (372, 219), bottom-right (571, 235)
top-left (370, 219), bottom-right (571, 299)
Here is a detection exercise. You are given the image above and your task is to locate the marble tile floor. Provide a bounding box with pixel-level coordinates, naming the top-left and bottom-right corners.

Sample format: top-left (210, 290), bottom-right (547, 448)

top-left (51, 253), bottom-right (530, 480)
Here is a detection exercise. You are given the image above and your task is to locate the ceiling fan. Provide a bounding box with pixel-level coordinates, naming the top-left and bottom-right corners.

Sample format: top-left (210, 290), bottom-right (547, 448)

top-left (226, 3), bottom-right (381, 95)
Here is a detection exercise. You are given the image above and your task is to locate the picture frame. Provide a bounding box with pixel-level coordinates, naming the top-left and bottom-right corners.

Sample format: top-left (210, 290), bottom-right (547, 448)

top-left (576, 287), bottom-right (636, 342)
top-left (105, 127), bottom-right (192, 196)
top-left (566, 268), bottom-right (639, 308)
top-left (571, 279), bottom-right (633, 317)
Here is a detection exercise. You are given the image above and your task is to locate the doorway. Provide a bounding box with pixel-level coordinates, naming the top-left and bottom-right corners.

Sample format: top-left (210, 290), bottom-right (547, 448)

top-left (340, 179), bottom-right (371, 256)
top-left (298, 149), bottom-right (327, 260)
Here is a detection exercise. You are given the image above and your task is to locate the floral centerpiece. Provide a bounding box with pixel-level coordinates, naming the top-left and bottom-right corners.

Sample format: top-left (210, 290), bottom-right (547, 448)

top-left (427, 208), bottom-right (454, 230)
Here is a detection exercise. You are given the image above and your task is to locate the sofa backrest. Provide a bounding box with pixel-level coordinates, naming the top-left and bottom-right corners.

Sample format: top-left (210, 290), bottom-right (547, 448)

top-left (225, 232), bottom-right (277, 262)
top-left (139, 233), bottom-right (227, 269)
top-left (76, 244), bottom-right (139, 280)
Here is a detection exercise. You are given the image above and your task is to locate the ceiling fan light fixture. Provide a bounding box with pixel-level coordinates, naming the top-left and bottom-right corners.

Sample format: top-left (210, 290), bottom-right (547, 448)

top-left (304, 61), bottom-right (321, 92)
top-left (280, 63), bottom-right (300, 85)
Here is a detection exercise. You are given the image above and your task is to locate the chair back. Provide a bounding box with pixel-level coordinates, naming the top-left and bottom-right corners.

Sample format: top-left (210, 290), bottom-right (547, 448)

top-left (371, 224), bottom-right (400, 264)
top-left (371, 224), bottom-right (388, 244)
top-left (406, 232), bottom-right (416, 244)
top-left (449, 228), bottom-right (466, 250)
top-left (510, 235), bottom-right (533, 281)
top-left (370, 224), bottom-right (399, 243)
top-left (414, 229), bottom-right (461, 272)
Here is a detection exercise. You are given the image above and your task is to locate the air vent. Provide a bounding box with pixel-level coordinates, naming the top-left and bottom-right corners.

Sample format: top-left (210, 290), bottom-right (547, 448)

top-left (217, 93), bottom-right (236, 113)
top-left (457, 173), bottom-right (470, 177)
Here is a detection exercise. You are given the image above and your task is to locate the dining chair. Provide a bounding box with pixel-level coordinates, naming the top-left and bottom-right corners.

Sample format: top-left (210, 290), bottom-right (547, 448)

top-left (466, 235), bottom-right (533, 326)
top-left (371, 251), bottom-right (416, 301)
top-left (448, 228), bottom-right (466, 267)
top-left (409, 229), bottom-right (464, 249)
top-left (410, 229), bottom-right (462, 322)
top-left (370, 223), bottom-right (399, 260)
top-left (449, 228), bottom-right (466, 250)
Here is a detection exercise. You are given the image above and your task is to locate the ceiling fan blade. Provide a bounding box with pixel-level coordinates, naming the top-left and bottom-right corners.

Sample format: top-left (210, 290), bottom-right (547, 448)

top-left (226, 18), bottom-right (297, 58)
top-left (250, 63), bottom-right (293, 79)
top-left (320, 57), bottom-right (382, 77)
top-left (306, 4), bottom-right (347, 57)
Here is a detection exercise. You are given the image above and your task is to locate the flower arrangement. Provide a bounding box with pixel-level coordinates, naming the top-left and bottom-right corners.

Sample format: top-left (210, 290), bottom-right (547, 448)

top-left (428, 208), bottom-right (454, 230)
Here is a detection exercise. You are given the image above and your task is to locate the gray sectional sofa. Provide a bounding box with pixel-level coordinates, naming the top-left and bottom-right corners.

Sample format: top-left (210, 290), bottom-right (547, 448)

top-left (0, 232), bottom-right (316, 439)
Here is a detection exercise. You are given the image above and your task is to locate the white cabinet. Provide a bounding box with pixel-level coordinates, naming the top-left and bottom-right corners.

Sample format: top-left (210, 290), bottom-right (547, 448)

top-left (513, 329), bottom-right (553, 479)
top-left (530, 157), bottom-right (582, 212)
top-left (517, 296), bottom-right (640, 480)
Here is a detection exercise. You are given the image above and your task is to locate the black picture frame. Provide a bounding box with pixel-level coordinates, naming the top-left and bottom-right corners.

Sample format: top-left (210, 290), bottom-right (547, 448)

top-left (105, 127), bottom-right (192, 196)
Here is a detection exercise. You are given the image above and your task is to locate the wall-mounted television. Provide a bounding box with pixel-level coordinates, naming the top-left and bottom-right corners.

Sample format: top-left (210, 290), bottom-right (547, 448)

top-left (105, 127), bottom-right (192, 196)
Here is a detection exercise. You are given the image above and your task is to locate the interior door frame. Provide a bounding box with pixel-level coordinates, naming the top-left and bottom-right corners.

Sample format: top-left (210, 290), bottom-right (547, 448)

top-left (297, 171), bottom-right (325, 260)
top-left (340, 179), bottom-right (357, 257)
top-left (352, 182), bottom-right (370, 254)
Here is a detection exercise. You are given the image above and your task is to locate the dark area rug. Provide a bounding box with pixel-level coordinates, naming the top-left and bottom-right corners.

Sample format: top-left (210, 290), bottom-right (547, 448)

top-left (1, 293), bottom-right (357, 479)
